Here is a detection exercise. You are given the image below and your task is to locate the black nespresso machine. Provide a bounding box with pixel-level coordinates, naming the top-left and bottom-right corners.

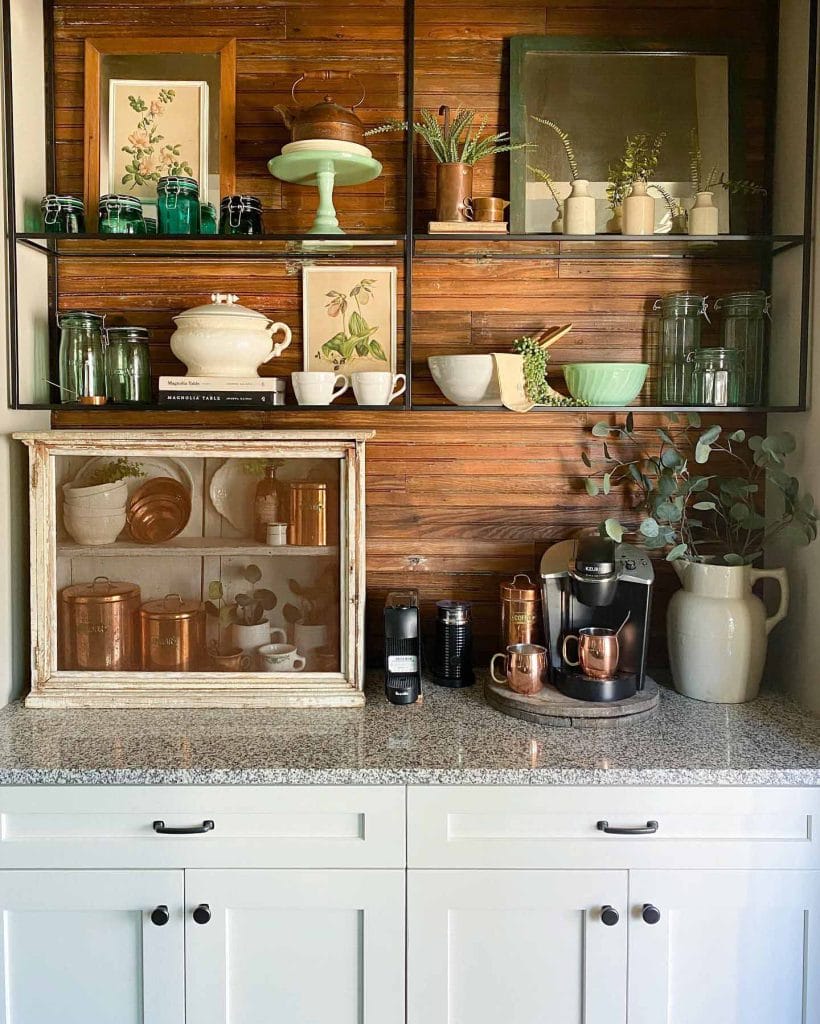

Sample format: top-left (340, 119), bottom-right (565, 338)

top-left (540, 536), bottom-right (654, 702)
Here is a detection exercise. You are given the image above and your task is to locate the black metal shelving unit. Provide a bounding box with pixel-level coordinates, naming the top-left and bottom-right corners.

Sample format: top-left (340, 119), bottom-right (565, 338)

top-left (2, 0), bottom-right (817, 414)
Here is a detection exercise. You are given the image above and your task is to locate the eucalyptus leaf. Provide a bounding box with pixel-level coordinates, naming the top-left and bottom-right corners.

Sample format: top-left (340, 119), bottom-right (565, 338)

top-left (591, 421), bottom-right (611, 437)
top-left (584, 478), bottom-right (599, 496)
top-left (747, 435), bottom-right (764, 451)
top-left (604, 518), bottom-right (625, 542)
top-left (729, 502), bottom-right (751, 522)
top-left (657, 428), bottom-right (674, 446)
top-left (666, 544), bottom-right (688, 561)
top-left (660, 448), bottom-right (683, 469)
top-left (687, 412), bottom-right (702, 428)
top-left (581, 450), bottom-right (592, 468)
top-left (699, 425), bottom-right (721, 446)
top-left (692, 501), bottom-right (717, 511)
top-left (695, 443), bottom-right (711, 464)
top-left (625, 412), bottom-right (634, 434)
top-left (723, 553), bottom-right (745, 566)
top-left (602, 473), bottom-right (611, 495)
top-left (728, 429), bottom-right (746, 442)
top-left (639, 517), bottom-right (660, 538)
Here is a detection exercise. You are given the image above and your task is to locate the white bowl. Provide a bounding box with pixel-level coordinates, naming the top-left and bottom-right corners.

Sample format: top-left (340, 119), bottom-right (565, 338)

top-left (64, 507), bottom-right (126, 545)
top-left (63, 478), bottom-right (128, 511)
top-left (427, 355), bottom-right (503, 407)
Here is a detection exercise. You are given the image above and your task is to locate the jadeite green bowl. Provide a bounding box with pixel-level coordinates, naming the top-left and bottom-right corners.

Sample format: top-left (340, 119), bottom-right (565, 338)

top-left (563, 362), bottom-right (649, 406)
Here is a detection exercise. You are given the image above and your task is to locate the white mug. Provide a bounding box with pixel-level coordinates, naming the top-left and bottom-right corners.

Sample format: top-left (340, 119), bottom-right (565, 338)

top-left (257, 643), bottom-right (306, 672)
top-left (265, 522), bottom-right (288, 546)
top-left (292, 371), bottom-right (349, 406)
top-left (351, 371), bottom-right (406, 406)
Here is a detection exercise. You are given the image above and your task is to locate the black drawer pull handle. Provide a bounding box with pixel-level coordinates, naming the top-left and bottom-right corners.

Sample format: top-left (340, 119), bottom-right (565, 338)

top-left (600, 905), bottom-right (619, 926)
top-left (597, 819), bottom-right (658, 836)
top-left (153, 819), bottom-right (215, 836)
top-left (642, 903), bottom-right (662, 925)
top-left (150, 905), bottom-right (170, 926)
top-left (193, 903), bottom-right (212, 925)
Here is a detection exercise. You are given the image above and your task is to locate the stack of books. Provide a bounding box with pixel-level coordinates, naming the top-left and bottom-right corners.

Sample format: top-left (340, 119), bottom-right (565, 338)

top-left (158, 376), bottom-right (286, 409)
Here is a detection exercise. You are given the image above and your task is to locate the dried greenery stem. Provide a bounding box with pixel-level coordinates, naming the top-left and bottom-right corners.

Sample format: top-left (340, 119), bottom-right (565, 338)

top-left (688, 128), bottom-right (766, 196)
top-left (580, 414), bottom-right (817, 565)
top-left (527, 164), bottom-right (565, 208)
top-left (606, 131), bottom-right (667, 212)
top-left (365, 108), bottom-right (528, 166)
top-left (531, 118), bottom-right (580, 180)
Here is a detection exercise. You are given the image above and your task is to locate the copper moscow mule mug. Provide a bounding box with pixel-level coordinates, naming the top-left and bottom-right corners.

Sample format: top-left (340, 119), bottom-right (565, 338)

top-left (490, 643), bottom-right (547, 695)
top-left (562, 627), bottom-right (619, 680)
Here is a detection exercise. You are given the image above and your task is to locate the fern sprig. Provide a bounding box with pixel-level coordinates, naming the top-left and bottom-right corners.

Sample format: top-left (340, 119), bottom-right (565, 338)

top-left (365, 107), bottom-right (528, 165)
top-left (531, 117), bottom-right (580, 180)
top-left (527, 164), bottom-right (564, 208)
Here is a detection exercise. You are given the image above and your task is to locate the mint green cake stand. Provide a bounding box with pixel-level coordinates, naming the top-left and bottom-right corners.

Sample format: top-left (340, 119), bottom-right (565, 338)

top-left (268, 150), bottom-right (382, 234)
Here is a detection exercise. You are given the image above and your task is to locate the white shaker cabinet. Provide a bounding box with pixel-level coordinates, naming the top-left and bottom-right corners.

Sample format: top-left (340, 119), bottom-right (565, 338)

top-left (408, 870), bottom-right (628, 1024)
top-left (185, 869), bottom-right (405, 1024)
top-left (628, 869), bottom-right (820, 1024)
top-left (0, 869), bottom-right (185, 1024)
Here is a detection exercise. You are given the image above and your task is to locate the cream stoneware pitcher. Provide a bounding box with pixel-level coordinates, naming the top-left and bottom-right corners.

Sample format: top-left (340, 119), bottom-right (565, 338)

top-left (667, 561), bottom-right (789, 703)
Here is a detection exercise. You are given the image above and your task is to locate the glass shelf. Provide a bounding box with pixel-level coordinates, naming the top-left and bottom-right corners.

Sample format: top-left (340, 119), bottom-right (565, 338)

top-left (412, 233), bottom-right (806, 260)
top-left (15, 232), bottom-right (405, 259)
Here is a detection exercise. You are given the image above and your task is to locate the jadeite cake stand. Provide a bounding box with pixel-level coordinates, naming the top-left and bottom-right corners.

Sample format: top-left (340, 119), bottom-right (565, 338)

top-left (267, 150), bottom-right (382, 234)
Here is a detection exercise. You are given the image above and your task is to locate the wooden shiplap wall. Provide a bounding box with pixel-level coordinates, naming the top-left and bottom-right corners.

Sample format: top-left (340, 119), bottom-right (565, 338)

top-left (51, 0), bottom-right (770, 662)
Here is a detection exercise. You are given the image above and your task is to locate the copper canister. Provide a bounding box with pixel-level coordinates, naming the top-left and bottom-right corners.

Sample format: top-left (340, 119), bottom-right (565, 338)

top-left (288, 482), bottom-right (327, 546)
top-left (139, 594), bottom-right (204, 671)
top-left (500, 573), bottom-right (544, 648)
top-left (58, 577), bottom-right (141, 671)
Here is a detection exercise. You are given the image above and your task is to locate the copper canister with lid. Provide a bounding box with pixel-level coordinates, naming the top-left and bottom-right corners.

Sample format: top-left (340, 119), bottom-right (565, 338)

top-left (500, 573), bottom-right (544, 648)
top-left (59, 576), bottom-right (141, 670)
top-left (139, 594), bottom-right (205, 671)
top-left (288, 482), bottom-right (327, 546)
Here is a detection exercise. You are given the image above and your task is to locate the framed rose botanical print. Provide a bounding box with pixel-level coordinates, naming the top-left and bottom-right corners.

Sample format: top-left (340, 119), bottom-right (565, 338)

top-left (302, 266), bottom-right (398, 373)
top-left (83, 37), bottom-right (236, 222)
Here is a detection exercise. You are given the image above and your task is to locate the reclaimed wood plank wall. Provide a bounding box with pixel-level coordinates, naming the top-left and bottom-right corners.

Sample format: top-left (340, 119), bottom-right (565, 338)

top-left (51, 0), bottom-right (770, 662)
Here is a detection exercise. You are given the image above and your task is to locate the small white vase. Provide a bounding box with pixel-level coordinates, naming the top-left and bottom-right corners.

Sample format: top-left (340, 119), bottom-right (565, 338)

top-left (688, 191), bottom-right (719, 235)
top-left (231, 619), bottom-right (287, 655)
top-left (562, 179), bottom-right (596, 235)
top-left (551, 210), bottom-right (564, 234)
top-left (667, 561), bottom-right (789, 703)
top-left (605, 204), bottom-right (623, 234)
top-left (622, 181), bottom-right (655, 235)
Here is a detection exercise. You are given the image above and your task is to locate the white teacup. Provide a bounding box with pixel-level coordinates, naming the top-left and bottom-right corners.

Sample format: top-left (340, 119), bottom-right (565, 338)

top-left (257, 643), bottom-right (306, 672)
top-left (351, 371), bottom-right (406, 406)
top-left (292, 371), bottom-right (349, 406)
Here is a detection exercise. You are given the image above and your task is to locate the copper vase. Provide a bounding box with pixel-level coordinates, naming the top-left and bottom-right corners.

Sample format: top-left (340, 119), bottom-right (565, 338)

top-left (436, 163), bottom-right (473, 222)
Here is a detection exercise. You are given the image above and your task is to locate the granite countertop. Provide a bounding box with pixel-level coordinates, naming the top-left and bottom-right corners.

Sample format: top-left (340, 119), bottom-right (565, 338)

top-left (0, 673), bottom-right (819, 786)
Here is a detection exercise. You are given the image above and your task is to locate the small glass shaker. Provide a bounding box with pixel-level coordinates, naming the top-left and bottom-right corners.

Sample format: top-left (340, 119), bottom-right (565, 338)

top-left (57, 311), bottom-right (107, 404)
top-left (105, 326), bottom-right (152, 404)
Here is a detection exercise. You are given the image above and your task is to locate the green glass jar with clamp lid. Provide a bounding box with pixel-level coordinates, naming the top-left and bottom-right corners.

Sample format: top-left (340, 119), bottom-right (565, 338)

top-left (41, 195), bottom-right (85, 233)
top-left (219, 195), bottom-right (264, 236)
top-left (98, 194), bottom-right (146, 235)
top-left (57, 311), bottom-right (107, 404)
top-left (157, 176), bottom-right (200, 234)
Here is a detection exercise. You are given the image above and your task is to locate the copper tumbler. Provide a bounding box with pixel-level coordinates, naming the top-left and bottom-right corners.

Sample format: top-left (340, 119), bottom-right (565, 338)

top-left (562, 627), bottom-right (619, 680)
top-left (490, 643), bottom-right (547, 695)
top-left (288, 482), bottom-right (327, 546)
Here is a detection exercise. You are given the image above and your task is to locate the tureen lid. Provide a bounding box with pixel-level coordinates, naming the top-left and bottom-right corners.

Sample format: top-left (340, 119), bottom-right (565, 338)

top-left (174, 293), bottom-right (270, 324)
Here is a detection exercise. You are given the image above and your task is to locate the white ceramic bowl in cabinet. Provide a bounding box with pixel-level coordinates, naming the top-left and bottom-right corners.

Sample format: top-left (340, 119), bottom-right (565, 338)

top-left (63, 478), bottom-right (128, 512)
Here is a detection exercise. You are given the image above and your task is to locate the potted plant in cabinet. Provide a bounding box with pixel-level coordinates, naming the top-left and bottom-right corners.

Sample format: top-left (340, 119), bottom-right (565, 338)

top-left (283, 565), bottom-right (338, 667)
top-left (580, 414), bottom-right (817, 702)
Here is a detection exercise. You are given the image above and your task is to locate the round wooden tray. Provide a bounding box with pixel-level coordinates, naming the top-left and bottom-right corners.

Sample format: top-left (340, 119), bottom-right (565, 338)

top-left (484, 675), bottom-right (659, 728)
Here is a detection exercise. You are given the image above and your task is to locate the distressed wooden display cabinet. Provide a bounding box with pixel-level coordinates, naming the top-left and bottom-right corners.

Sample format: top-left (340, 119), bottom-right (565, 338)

top-left (15, 431), bottom-right (371, 709)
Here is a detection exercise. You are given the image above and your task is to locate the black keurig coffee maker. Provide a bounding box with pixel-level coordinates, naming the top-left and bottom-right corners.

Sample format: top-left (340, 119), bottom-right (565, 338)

top-left (432, 600), bottom-right (474, 687)
top-left (540, 536), bottom-right (654, 702)
top-left (383, 590), bottom-right (422, 704)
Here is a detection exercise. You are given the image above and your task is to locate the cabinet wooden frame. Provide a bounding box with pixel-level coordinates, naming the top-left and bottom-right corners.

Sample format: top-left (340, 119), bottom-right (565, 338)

top-left (82, 36), bottom-right (237, 224)
top-left (14, 430), bottom-right (371, 709)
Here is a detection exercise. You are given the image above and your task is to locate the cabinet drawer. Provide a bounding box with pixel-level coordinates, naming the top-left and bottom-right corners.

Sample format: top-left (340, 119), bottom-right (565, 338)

top-left (0, 786), bottom-right (406, 869)
top-left (408, 786), bottom-right (820, 870)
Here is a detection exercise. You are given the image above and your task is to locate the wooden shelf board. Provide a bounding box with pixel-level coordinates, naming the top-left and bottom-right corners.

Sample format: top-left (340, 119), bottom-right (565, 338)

top-left (57, 539), bottom-right (339, 557)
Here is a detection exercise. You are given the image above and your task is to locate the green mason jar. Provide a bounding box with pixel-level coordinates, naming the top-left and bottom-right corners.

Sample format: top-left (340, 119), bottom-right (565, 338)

top-left (98, 194), bottom-right (146, 235)
top-left (41, 194), bottom-right (85, 233)
top-left (143, 216), bottom-right (158, 235)
top-left (714, 290), bottom-right (770, 406)
top-left (105, 326), bottom-right (152, 404)
top-left (157, 176), bottom-right (200, 234)
top-left (219, 195), bottom-right (264, 236)
top-left (57, 311), bottom-right (106, 404)
top-left (688, 347), bottom-right (741, 407)
top-left (200, 203), bottom-right (217, 234)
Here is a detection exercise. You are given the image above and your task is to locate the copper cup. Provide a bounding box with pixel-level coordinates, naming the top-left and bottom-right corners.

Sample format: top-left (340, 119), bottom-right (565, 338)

top-left (562, 627), bottom-right (619, 680)
top-left (470, 197), bottom-right (510, 222)
top-left (490, 643), bottom-right (546, 695)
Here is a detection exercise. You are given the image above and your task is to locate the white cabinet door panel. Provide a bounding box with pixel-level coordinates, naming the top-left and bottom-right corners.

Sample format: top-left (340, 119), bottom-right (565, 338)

top-left (0, 869), bottom-right (184, 1024)
top-left (629, 869), bottom-right (820, 1024)
top-left (185, 869), bottom-right (404, 1024)
top-left (408, 870), bottom-right (628, 1024)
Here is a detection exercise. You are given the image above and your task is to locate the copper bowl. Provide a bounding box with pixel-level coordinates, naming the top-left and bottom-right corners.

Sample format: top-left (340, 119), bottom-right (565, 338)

top-left (127, 477), bottom-right (191, 544)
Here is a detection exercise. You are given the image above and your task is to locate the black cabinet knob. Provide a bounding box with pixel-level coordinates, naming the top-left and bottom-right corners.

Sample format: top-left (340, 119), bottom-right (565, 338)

top-left (193, 903), bottom-right (212, 925)
top-left (150, 905), bottom-right (170, 926)
top-left (642, 903), bottom-right (661, 925)
top-left (601, 905), bottom-right (619, 926)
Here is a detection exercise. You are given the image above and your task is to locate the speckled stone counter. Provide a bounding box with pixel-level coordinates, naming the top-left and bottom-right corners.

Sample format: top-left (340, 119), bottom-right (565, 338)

top-left (0, 674), bottom-right (818, 786)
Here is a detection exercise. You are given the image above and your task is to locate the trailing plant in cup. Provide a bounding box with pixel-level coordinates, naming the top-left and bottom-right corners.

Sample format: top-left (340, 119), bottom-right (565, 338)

top-left (579, 412), bottom-right (817, 565)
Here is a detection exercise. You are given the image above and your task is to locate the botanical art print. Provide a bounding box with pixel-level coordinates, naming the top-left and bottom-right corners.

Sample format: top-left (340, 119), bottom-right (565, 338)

top-left (303, 267), bottom-right (398, 373)
top-left (108, 79), bottom-right (207, 200)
